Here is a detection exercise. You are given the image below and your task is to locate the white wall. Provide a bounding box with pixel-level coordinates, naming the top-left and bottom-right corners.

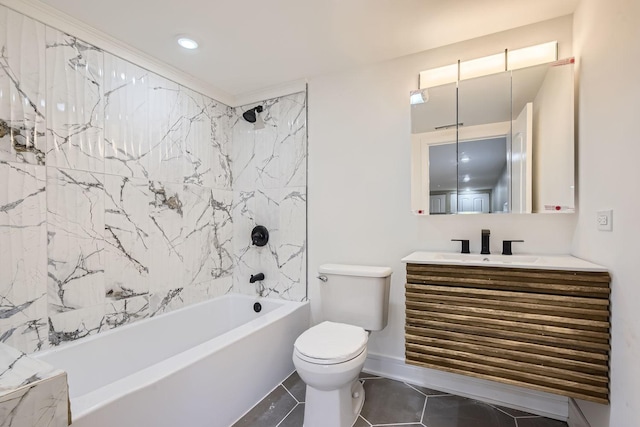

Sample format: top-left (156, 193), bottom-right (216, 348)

top-left (572, 0), bottom-right (640, 426)
top-left (308, 15), bottom-right (574, 360)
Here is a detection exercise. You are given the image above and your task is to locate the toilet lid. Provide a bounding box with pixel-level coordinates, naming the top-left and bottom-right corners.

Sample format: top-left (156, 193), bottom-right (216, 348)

top-left (294, 321), bottom-right (368, 364)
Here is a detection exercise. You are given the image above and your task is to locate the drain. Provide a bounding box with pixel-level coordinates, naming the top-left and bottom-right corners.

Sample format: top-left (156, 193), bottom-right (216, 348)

top-left (253, 302), bottom-right (262, 313)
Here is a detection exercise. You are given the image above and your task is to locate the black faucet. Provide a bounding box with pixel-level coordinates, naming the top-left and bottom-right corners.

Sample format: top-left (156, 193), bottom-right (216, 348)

top-left (481, 229), bottom-right (491, 255)
top-left (502, 240), bottom-right (524, 255)
top-left (451, 239), bottom-right (470, 254)
top-left (250, 273), bottom-right (265, 283)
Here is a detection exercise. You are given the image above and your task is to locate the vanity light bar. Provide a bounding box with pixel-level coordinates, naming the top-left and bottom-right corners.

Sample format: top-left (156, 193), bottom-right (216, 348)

top-left (507, 41), bottom-right (558, 71)
top-left (459, 52), bottom-right (506, 81)
top-left (419, 63), bottom-right (458, 89)
top-left (418, 41), bottom-right (558, 89)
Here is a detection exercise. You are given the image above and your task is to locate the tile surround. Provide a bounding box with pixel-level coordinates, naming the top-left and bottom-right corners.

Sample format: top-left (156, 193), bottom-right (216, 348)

top-left (0, 162), bottom-right (47, 353)
top-left (45, 27), bottom-right (104, 173)
top-left (0, 343), bottom-right (68, 427)
top-left (232, 93), bottom-right (307, 301)
top-left (0, 7), bottom-right (47, 166)
top-left (0, 3), bottom-right (307, 353)
top-left (103, 53), bottom-right (150, 178)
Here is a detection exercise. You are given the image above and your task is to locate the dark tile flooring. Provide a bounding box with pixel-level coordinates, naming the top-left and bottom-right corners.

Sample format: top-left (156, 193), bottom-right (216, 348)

top-left (232, 371), bottom-right (569, 427)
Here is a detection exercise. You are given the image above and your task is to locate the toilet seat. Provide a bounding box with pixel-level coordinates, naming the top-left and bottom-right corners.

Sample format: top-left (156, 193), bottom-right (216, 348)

top-left (294, 321), bottom-right (368, 365)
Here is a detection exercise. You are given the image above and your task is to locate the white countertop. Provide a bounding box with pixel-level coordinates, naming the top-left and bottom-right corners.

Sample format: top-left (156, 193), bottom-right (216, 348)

top-left (401, 251), bottom-right (608, 272)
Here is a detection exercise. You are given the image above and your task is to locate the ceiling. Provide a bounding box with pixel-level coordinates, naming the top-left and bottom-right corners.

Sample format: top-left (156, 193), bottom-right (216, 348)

top-left (429, 137), bottom-right (507, 192)
top-left (36, 0), bottom-right (578, 98)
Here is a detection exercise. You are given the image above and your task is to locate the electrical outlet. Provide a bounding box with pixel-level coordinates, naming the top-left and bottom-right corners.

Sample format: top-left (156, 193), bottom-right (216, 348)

top-left (597, 210), bottom-right (613, 231)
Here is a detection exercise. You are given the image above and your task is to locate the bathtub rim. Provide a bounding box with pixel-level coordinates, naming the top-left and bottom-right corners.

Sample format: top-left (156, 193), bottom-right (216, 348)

top-left (35, 294), bottom-right (309, 421)
top-left (35, 294), bottom-right (290, 361)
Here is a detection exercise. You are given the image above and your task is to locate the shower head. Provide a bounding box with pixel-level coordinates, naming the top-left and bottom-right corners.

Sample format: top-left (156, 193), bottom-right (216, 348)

top-left (242, 106), bottom-right (263, 123)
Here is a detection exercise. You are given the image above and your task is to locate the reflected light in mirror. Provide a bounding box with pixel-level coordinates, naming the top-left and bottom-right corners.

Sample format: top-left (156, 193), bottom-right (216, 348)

top-left (460, 155), bottom-right (470, 163)
top-left (419, 64), bottom-right (458, 89)
top-left (410, 89), bottom-right (429, 105)
top-left (508, 41), bottom-right (557, 70)
top-left (460, 53), bottom-right (505, 81)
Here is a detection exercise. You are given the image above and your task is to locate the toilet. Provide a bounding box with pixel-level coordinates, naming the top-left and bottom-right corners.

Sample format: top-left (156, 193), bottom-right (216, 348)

top-left (293, 264), bottom-right (392, 427)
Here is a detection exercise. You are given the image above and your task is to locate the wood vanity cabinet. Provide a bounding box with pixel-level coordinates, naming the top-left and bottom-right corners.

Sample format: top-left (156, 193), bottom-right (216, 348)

top-left (404, 263), bottom-right (611, 403)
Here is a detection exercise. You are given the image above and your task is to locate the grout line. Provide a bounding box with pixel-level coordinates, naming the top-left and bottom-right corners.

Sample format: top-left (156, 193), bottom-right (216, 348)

top-left (282, 383), bottom-right (300, 404)
top-left (360, 414), bottom-right (374, 426)
top-left (402, 381), bottom-right (450, 398)
top-left (420, 395), bottom-right (428, 425)
top-left (490, 404), bottom-right (518, 419)
top-left (403, 382), bottom-right (450, 398)
top-left (275, 402), bottom-right (300, 427)
top-left (372, 423), bottom-right (424, 426)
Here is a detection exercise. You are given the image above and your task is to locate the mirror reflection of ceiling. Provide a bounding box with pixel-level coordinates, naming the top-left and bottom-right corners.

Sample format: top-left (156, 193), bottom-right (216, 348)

top-left (412, 63), bottom-right (551, 134)
top-left (429, 137), bottom-right (507, 192)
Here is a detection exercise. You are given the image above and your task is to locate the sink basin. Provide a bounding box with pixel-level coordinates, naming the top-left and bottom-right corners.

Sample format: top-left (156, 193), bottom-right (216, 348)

top-left (434, 253), bottom-right (540, 264)
top-left (401, 251), bottom-right (607, 271)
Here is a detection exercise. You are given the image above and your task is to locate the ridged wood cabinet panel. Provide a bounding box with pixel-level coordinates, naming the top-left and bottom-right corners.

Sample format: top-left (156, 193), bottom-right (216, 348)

top-left (405, 263), bottom-right (611, 404)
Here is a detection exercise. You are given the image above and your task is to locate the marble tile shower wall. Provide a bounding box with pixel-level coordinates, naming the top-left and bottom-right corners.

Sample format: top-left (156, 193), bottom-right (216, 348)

top-left (0, 5), bottom-right (277, 354)
top-left (232, 94), bottom-right (307, 302)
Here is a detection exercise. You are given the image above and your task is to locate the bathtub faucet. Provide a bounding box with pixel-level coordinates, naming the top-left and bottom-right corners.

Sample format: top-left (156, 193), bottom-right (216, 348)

top-left (250, 273), bottom-right (265, 283)
top-left (250, 273), bottom-right (265, 297)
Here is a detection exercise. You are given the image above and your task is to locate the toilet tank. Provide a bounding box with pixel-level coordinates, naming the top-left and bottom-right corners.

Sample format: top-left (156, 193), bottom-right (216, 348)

top-left (318, 264), bottom-right (392, 331)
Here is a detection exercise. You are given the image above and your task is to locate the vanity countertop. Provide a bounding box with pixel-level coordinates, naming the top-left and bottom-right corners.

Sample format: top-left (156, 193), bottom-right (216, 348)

top-left (401, 251), bottom-right (608, 272)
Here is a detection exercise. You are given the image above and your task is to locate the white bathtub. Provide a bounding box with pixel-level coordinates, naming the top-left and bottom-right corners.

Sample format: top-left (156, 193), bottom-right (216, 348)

top-left (35, 294), bottom-right (309, 427)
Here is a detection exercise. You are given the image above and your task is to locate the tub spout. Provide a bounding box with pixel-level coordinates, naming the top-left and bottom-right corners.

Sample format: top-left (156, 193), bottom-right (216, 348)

top-left (250, 273), bottom-right (265, 283)
top-left (250, 273), bottom-right (265, 297)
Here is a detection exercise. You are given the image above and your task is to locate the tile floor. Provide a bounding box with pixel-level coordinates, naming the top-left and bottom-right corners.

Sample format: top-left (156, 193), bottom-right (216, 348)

top-left (232, 372), bottom-right (569, 427)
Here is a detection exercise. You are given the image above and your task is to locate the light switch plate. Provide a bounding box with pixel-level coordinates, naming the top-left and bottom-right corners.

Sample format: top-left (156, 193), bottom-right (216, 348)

top-left (597, 210), bottom-right (613, 231)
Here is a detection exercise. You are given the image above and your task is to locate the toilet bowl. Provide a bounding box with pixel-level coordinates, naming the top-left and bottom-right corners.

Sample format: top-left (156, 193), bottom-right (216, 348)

top-left (293, 264), bottom-right (392, 427)
top-left (293, 321), bottom-right (369, 427)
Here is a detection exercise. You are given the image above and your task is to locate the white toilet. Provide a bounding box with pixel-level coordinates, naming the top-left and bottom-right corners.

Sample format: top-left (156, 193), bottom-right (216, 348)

top-left (293, 264), bottom-right (392, 427)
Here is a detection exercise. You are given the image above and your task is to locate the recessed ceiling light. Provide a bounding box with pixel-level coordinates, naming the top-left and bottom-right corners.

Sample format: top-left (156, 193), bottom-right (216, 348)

top-left (177, 37), bottom-right (199, 50)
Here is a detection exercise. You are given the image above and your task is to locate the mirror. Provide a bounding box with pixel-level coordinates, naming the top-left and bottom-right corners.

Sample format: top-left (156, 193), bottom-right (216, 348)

top-left (411, 61), bottom-right (575, 215)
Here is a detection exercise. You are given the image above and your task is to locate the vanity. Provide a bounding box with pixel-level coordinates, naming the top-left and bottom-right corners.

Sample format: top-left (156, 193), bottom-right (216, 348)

top-left (401, 252), bottom-right (610, 404)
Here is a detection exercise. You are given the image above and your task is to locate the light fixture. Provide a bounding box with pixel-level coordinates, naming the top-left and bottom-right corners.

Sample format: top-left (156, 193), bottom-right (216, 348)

top-left (410, 89), bottom-right (429, 105)
top-left (177, 37), bottom-right (199, 50)
top-left (419, 63), bottom-right (458, 89)
top-left (417, 41), bottom-right (559, 89)
top-left (460, 52), bottom-right (505, 81)
top-left (507, 41), bottom-right (557, 70)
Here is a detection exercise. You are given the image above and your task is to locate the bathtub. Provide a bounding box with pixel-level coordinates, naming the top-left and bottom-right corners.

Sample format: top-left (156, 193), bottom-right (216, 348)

top-left (35, 294), bottom-right (309, 427)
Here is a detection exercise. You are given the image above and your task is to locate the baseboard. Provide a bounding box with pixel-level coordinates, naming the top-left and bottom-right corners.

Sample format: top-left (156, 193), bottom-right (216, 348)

top-left (568, 398), bottom-right (592, 427)
top-left (364, 352), bottom-right (568, 421)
